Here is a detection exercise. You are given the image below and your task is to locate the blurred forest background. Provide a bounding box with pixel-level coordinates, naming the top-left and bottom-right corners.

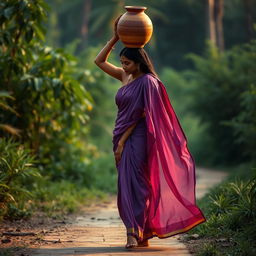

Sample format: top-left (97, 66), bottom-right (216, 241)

top-left (0, 0), bottom-right (255, 245)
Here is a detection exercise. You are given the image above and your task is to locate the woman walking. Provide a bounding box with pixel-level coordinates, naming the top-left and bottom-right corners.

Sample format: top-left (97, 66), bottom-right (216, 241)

top-left (94, 17), bottom-right (206, 249)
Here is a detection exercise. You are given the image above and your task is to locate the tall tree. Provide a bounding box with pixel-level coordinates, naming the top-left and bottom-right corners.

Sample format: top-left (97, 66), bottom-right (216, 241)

top-left (79, 0), bottom-right (92, 50)
top-left (207, 0), bottom-right (225, 51)
top-left (215, 0), bottom-right (225, 51)
top-left (207, 0), bottom-right (217, 44)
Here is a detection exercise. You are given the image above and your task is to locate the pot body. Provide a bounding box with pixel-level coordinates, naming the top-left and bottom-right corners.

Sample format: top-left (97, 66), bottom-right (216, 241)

top-left (117, 6), bottom-right (153, 48)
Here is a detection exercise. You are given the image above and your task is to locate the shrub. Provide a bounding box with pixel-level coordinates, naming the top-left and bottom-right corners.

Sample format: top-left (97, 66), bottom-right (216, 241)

top-left (187, 40), bottom-right (256, 165)
top-left (191, 166), bottom-right (256, 255)
top-left (0, 137), bottom-right (41, 220)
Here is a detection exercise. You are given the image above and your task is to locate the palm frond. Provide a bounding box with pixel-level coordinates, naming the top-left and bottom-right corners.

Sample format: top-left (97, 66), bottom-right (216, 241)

top-left (0, 124), bottom-right (22, 137)
top-left (0, 91), bottom-right (15, 100)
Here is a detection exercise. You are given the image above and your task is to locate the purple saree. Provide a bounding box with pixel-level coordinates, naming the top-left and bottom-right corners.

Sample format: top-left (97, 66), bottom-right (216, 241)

top-left (112, 73), bottom-right (206, 242)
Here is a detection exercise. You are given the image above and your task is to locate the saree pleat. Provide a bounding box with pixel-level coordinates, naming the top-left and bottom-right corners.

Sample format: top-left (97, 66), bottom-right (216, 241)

top-left (117, 118), bottom-right (151, 237)
top-left (112, 73), bottom-right (206, 242)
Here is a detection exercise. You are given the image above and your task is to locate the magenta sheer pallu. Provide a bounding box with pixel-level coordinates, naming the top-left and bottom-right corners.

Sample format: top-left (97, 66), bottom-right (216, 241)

top-left (112, 73), bottom-right (206, 242)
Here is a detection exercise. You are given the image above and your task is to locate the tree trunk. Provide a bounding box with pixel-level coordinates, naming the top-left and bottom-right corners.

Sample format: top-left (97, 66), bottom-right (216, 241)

top-left (214, 0), bottom-right (224, 51)
top-left (207, 0), bottom-right (225, 51)
top-left (207, 0), bottom-right (217, 45)
top-left (79, 0), bottom-right (91, 51)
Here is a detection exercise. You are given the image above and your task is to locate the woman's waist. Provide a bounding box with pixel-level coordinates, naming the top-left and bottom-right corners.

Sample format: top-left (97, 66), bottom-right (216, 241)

top-left (114, 116), bottom-right (146, 131)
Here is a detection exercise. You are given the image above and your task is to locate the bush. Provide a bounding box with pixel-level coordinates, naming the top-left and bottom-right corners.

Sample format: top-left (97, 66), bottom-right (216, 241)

top-left (226, 84), bottom-right (256, 161)
top-left (187, 40), bottom-right (256, 165)
top-left (198, 243), bottom-right (220, 256)
top-left (87, 152), bottom-right (117, 193)
top-left (0, 137), bottom-right (41, 220)
top-left (190, 166), bottom-right (256, 255)
top-left (0, 0), bottom-right (95, 182)
top-left (0, 1), bottom-right (114, 222)
top-left (39, 137), bottom-right (98, 186)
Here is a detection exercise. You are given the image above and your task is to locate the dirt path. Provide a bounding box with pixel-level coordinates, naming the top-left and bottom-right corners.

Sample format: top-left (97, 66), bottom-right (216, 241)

top-left (1, 168), bottom-right (228, 256)
top-left (30, 168), bottom-right (227, 256)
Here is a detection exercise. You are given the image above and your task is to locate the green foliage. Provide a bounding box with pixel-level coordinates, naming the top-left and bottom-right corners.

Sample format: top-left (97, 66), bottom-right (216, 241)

top-left (0, 0), bottom-right (47, 80)
top-left (197, 243), bottom-right (220, 256)
top-left (0, 91), bottom-right (18, 117)
top-left (87, 152), bottom-right (117, 193)
top-left (0, 137), bottom-right (41, 220)
top-left (1, 41), bottom-right (93, 154)
top-left (190, 166), bottom-right (256, 255)
top-left (0, 91), bottom-right (21, 136)
top-left (155, 41), bottom-right (256, 166)
top-left (226, 84), bottom-right (256, 161)
top-left (210, 178), bottom-right (256, 224)
top-left (79, 48), bottom-right (120, 152)
top-left (0, 137), bottom-right (108, 221)
top-left (41, 138), bottom-right (98, 186)
top-left (0, 0), bottom-right (95, 183)
top-left (187, 40), bottom-right (256, 165)
top-left (0, 1), bottom-right (111, 222)
top-left (32, 178), bottom-right (106, 217)
top-left (62, 42), bottom-right (120, 154)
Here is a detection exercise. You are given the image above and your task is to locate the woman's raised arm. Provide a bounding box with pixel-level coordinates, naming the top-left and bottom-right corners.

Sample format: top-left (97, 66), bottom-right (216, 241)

top-left (94, 17), bottom-right (125, 81)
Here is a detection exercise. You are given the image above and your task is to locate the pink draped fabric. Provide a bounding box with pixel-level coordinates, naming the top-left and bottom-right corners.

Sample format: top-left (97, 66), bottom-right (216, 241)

top-left (113, 73), bottom-right (206, 241)
top-left (142, 74), bottom-right (206, 239)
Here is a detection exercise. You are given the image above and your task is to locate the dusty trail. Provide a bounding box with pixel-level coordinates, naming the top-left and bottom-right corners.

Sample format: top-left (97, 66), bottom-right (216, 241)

top-left (26, 168), bottom-right (227, 256)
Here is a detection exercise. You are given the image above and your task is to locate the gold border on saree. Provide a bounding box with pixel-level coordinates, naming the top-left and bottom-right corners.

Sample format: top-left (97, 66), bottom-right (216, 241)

top-left (127, 218), bottom-right (205, 240)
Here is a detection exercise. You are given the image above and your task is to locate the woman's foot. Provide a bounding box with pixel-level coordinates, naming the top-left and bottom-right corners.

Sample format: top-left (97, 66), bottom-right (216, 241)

top-left (125, 235), bottom-right (138, 248)
top-left (138, 239), bottom-right (149, 247)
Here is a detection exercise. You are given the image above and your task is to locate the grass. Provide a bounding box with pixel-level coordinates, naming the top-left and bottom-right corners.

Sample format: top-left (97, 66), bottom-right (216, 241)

top-left (197, 243), bottom-right (219, 256)
top-left (0, 138), bottom-right (116, 221)
top-left (2, 178), bottom-right (109, 221)
top-left (31, 179), bottom-right (108, 218)
top-left (185, 163), bottom-right (256, 256)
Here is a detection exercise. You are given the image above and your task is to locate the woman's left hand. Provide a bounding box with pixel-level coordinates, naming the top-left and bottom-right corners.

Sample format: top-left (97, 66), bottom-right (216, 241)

top-left (114, 143), bottom-right (124, 166)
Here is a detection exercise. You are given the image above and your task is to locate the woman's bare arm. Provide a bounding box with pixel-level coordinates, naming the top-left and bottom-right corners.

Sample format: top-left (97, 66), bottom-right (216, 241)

top-left (118, 112), bottom-right (146, 146)
top-left (94, 17), bottom-right (125, 81)
top-left (118, 123), bottom-right (137, 146)
top-left (114, 113), bottom-right (145, 164)
top-left (114, 122), bottom-right (137, 165)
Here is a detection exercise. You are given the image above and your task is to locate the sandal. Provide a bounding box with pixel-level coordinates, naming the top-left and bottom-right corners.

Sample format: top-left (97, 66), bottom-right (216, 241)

top-left (125, 235), bottom-right (138, 248)
top-left (138, 239), bottom-right (149, 247)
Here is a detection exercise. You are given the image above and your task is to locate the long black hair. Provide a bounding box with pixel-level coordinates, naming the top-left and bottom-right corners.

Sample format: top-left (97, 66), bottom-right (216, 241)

top-left (119, 47), bottom-right (158, 77)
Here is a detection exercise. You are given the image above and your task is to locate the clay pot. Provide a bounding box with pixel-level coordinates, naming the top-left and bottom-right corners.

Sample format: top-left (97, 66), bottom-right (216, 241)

top-left (117, 6), bottom-right (153, 48)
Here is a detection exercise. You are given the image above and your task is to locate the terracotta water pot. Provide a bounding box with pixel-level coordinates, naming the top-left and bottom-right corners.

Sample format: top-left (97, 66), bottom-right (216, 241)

top-left (117, 6), bottom-right (153, 48)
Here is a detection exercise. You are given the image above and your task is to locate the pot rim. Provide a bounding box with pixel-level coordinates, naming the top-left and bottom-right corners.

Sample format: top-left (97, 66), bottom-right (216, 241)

top-left (125, 6), bottom-right (147, 12)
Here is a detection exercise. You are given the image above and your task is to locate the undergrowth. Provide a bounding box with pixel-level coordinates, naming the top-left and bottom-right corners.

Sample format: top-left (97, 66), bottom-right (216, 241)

top-left (187, 164), bottom-right (256, 256)
top-left (0, 138), bottom-right (111, 221)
